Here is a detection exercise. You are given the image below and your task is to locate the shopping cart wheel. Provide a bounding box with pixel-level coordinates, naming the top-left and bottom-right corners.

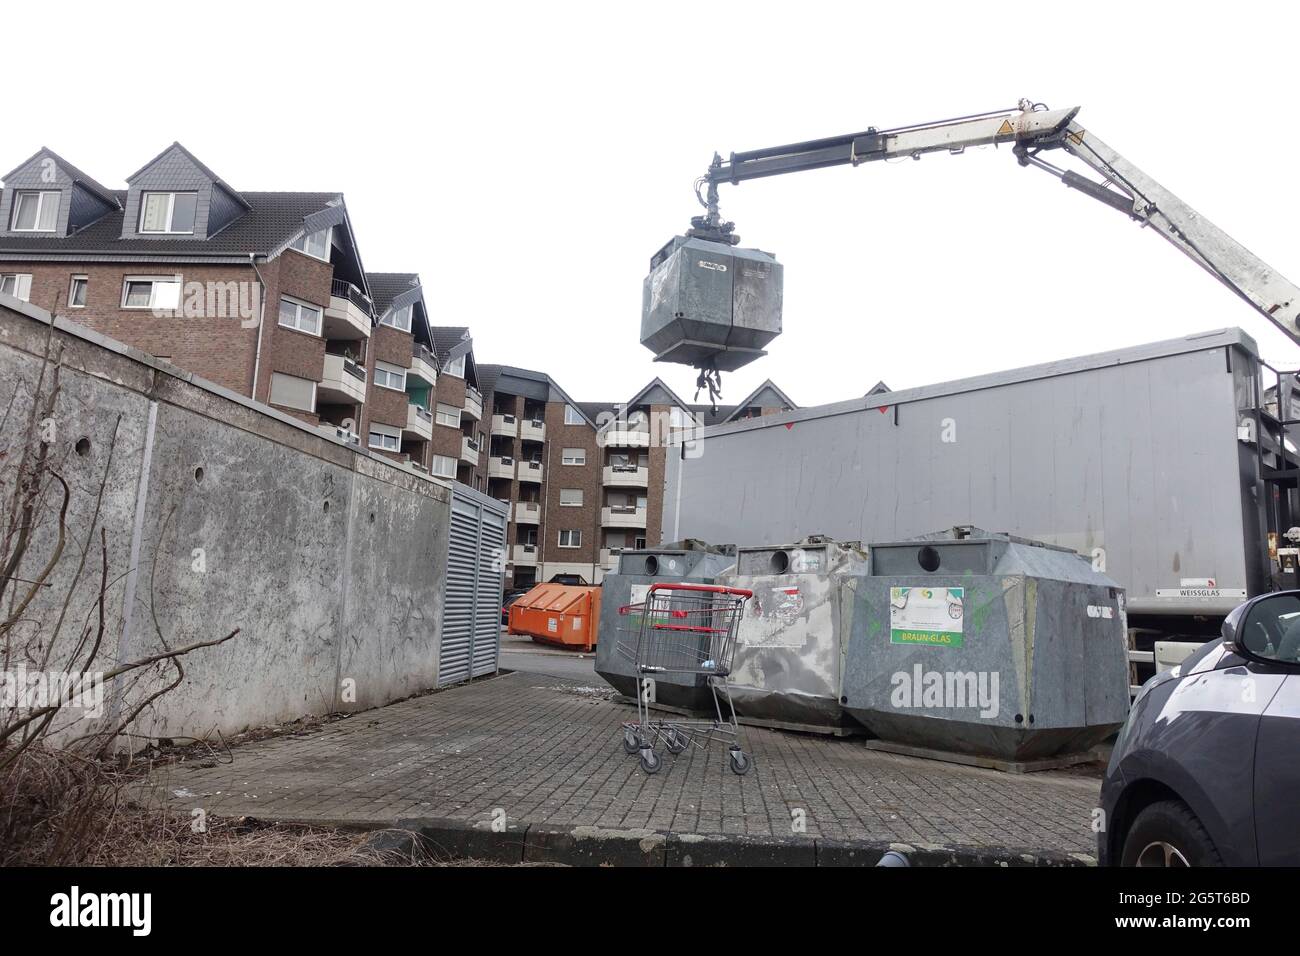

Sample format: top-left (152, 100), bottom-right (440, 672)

top-left (728, 747), bottom-right (752, 776)
top-left (639, 748), bottom-right (662, 774)
top-left (665, 729), bottom-right (687, 755)
top-left (622, 728), bottom-right (641, 754)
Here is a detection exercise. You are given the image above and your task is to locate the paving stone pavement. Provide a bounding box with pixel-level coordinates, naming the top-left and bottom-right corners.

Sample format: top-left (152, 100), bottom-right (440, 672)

top-left (150, 672), bottom-right (1103, 858)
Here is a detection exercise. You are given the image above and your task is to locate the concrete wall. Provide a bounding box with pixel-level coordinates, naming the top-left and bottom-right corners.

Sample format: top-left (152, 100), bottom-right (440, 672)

top-left (0, 293), bottom-right (451, 743)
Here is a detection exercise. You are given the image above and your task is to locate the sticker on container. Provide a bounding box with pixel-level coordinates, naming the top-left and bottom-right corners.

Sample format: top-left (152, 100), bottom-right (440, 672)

top-left (890, 587), bottom-right (964, 648)
top-left (1155, 578), bottom-right (1247, 598)
top-left (547, 618), bottom-right (557, 633)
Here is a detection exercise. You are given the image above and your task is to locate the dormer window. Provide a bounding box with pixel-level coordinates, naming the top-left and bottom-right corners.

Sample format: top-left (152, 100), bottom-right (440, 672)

top-left (10, 191), bottom-right (59, 232)
top-left (381, 304), bottom-right (412, 333)
top-left (138, 192), bottom-right (197, 234)
top-left (290, 227), bottom-right (331, 261)
top-left (443, 354), bottom-right (466, 378)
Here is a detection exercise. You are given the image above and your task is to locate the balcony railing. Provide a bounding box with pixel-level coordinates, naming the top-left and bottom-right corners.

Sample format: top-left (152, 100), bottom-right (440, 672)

top-left (331, 278), bottom-right (374, 316)
top-left (413, 404), bottom-right (433, 423)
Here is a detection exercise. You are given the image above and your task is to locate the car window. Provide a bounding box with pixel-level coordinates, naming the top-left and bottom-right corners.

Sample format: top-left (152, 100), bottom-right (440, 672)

top-left (1239, 594), bottom-right (1300, 664)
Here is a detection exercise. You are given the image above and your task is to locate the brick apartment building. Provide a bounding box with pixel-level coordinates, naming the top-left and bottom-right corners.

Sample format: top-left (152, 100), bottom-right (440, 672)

top-left (0, 142), bottom-right (795, 588)
top-left (0, 143), bottom-right (447, 472)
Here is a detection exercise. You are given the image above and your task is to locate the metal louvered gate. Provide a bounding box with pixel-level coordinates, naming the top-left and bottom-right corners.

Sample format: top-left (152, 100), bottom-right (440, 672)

top-left (439, 484), bottom-right (508, 686)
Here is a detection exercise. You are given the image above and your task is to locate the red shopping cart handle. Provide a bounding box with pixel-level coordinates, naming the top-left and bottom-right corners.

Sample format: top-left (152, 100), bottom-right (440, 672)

top-left (647, 582), bottom-right (753, 599)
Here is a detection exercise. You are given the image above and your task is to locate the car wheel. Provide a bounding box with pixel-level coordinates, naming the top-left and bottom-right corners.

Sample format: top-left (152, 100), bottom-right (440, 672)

top-left (1120, 799), bottom-right (1223, 867)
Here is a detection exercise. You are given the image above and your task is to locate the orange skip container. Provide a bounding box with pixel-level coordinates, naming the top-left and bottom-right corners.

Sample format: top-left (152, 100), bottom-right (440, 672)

top-left (507, 584), bottom-right (602, 650)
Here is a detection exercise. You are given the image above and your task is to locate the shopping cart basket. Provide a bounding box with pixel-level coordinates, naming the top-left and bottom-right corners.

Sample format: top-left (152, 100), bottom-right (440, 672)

top-left (615, 582), bottom-right (754, 775)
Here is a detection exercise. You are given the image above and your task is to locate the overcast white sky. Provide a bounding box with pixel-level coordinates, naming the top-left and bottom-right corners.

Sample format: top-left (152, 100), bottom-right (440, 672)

top-left (8, 1), bottom-right (1299, 407)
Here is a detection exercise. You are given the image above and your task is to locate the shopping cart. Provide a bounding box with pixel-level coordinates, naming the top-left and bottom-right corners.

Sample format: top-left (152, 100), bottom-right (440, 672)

top-left (615, 582), bottom-right (754, 775)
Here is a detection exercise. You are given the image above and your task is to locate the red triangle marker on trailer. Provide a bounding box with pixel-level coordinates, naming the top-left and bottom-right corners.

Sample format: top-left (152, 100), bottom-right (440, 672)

top-left (878, 406), bottom-right (889, 414)
top-left (784, 422), bottom-right (794, 430)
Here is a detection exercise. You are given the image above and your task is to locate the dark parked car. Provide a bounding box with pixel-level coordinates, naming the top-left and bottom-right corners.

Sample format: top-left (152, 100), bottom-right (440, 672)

top-left (1099, 590), bottom-right (1300, 866)
top-left (501, 588), bottom-right (530, 626)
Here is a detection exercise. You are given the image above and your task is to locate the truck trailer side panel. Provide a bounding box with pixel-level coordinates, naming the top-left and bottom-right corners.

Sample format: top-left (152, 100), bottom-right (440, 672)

top-left (664, 329), bottom-right (1264, 619)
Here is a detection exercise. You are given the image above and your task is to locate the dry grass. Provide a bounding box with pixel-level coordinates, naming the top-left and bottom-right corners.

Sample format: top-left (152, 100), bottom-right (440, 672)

top-left (0, 747), bottom-right (560, 866)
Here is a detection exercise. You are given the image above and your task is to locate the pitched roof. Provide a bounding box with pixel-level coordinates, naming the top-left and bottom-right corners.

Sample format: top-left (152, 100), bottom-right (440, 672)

top-left (719, 379), bottom-right (798, 424)
top-left (429, 326), bottom-right (472, 365)
top-left (2, 147), bottom-right (120, 209)
top-left (0, 190), bottom-right (341, 258)
top-left (366, 272), bottom-right (419, 315)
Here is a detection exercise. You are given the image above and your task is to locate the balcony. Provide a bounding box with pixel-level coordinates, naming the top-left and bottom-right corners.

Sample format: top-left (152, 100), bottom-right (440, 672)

top-left (600, 424), bottom-right (651, 448)
top-left (489, 455), bottom-right (516, 480)
top-left (491, 413), bottom-right (518, 438)
top-left (461, 435), bottom-right (481, 466)
top-left (404, 403), bottom-right (433, 441)
top-left (512, 543), bottom-right (539, 567)
top-left (325, 279), bottom-right (373, 340)
top-left (602, 504), bottom-right (648, 529)
top-left (517, 459), bottom-right (544, 484)
top-left (317, 422), bottom-right (361, 446)
top-left (603, 463), bottom-right (649, 488)
top-left (463, 386), bottom-right (483, 421)
top-left (409, 344), bottom-right (439, 386)
top-left (319, 353), bottom-right (367, 405)
top-left (514, 500), bottom-right (541, 525)
top-left (520, 417), bottom-right (546, 442)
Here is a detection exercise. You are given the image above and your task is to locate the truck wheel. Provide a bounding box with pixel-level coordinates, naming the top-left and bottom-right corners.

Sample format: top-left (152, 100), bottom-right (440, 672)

top-left (1121, 799), bottom-right (1222, 867)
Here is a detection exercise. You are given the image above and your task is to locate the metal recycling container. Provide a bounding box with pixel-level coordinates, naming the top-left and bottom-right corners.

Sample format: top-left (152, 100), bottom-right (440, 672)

top-left (507, 583), bottom-right (602, 650)
top-left (595, 545), bottom-right (737, 709)
top-left (842, 528), bottom-right (1131, 760)
top-left (640, 235), bottom-right (783, 373)
top-left (718, 537), bottom-right (870, 729)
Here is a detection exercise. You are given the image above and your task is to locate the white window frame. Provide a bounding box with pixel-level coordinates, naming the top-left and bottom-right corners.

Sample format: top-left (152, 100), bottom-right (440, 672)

top-left (290, 226), bottom-right (332, 261)
top-left (564, 404), bottom-right (585, 425)
top-left (443, 353), bottom-right (466, 378)
top-left (559, 488), bottom-right (583, 507)
top-left (558, 529), bottom-right (582, 549)
top-left (435, 402), bottom-right (460, 427)
top-left (121, 275), bottom-right (182, 311)
top-left (277, 295), bottom-right (322, 335)
top-left (0, 274), bottom-right (33, 302)
top-left (68, 275), bottom-right (88, 308)
top-left (381, 304), bottom-right (412, 332)
top-left (430, 454), bottom-right (457, 478)
top-left (368, 423), bottom-right (401, 452)
top-left (137, 191), bottom-right (197, 235)
top-left (561, 447), bottom-right (586, 466)
top-left (10, 191), bottom-right (60, 232)
top-left (374, 361), bottom-right (407, 392)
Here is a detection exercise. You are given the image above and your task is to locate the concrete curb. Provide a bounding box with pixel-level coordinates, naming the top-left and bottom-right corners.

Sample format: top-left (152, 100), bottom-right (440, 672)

top-left (355, 817), bottom-right (1094, 867)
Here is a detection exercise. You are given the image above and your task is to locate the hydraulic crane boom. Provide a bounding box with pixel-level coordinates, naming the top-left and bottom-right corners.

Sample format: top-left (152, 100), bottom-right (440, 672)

top-left (689, 99), bottom-right (1300, 349)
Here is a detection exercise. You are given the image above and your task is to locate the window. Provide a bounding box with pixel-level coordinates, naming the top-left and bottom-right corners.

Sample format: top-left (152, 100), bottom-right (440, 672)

top-left (138, 192), bottom-right (197, 234)
top-left (430, 455), bottom-right (456, 478)
top-left (290, 227), bottom-right (331, 260)
top-left (277, 295), bottom-right (322, 335)
top-left (562, 447), bottom-right (586, 466)
top-left (443, 353), bottom-right (465, 378)
top-left (558, 530), bottom-right (582, 549)
top-left (560, 489), bottom-right (583, 507)
top-left (11, 191), bottom-right (59, 232)
top-left (0, 274), bottom-right (33, 302)
top-left (122, 276), bottom-right (181, 310)
top-left (381, 304), bottom-right (412, 332)
top-left (68, 276), bottom-right (88, 308)
top-left (374, 361), bottom-right (407, 391)
top-left (368, 423), bottom-right (401, 452)
top-left (435, 402), bottom-right (460, 427)
top-left (565, 405), bottom-right (585, 425)
top-left (269, 372), bottom-right (316, 412)
top-left (634, 536), bottom-right (647, 550)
